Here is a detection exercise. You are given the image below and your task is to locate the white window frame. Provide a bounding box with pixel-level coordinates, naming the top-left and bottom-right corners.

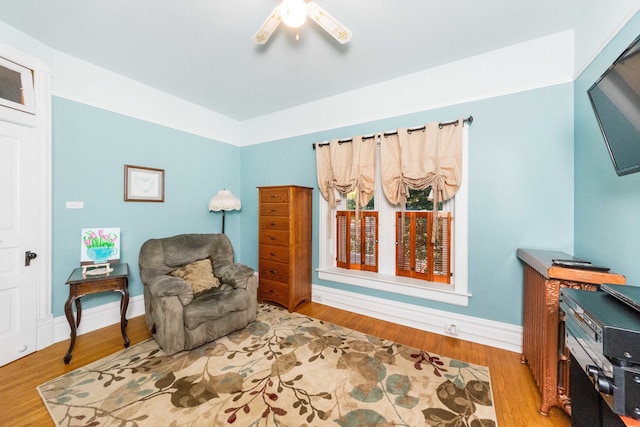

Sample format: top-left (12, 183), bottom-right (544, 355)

top-left (317, 126), bottom-right (470, 306)
top-left (0, 56), bottom-right (35, 114)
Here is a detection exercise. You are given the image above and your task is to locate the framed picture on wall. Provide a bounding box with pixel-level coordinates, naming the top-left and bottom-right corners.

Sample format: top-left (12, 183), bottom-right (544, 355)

top-left (124, 165), bottom-right (164, 202)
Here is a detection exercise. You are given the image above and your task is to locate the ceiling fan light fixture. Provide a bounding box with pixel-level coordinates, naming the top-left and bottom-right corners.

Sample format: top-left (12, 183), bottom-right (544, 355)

top-left (253, 0), bottom-right (351, 45)
top-left (280, 0), bottom-right (307, 28)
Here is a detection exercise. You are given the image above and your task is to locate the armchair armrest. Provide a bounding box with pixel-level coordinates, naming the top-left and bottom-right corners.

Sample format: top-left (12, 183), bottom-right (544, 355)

top-left (147, 275), bottom-right (194, 305)
top-left (215, 263), bottom-right (255, 289)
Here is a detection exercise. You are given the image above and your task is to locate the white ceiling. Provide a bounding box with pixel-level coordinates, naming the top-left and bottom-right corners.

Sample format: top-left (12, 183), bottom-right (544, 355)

top-left (0, 0), bottom-right (583, 121)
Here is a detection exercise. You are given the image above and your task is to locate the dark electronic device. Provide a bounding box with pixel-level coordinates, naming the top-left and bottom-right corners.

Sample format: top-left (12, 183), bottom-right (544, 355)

top-left (560, 288), bottom-right (640, 422)
top-left (588, 34), bottom-right (640, 176)
top-left (552, 261), bottom-right (611, 271)
top-left (602, 283), bottom-right (640, 313)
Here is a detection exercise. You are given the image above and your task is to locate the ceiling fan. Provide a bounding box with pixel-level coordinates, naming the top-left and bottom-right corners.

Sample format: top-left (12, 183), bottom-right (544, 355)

top-left (253, 0), bottom-right (352, 45)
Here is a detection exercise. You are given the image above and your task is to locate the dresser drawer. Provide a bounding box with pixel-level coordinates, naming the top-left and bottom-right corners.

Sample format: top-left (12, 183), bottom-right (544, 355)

top-left (260, 216), bottom-right (289, 231)
top-left (260, 203), bottom-right (289, 217)
top-left (260, 187), bottom-right (290, 203)
top-left (258, 278), bottom-right (289, 307)
top-left (259, 229), bottom-right (290, 246)
top-left (259, 244), bottom-right (289, 263)
top-left (259, 260), bottom-right (289, 282)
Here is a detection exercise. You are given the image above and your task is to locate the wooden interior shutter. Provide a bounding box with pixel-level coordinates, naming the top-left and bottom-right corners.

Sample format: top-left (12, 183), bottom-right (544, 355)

top-left (396, 212), bottom-right (412, 277)
top-left (430, 212), bottom-right (451, 283)
top-left (362, 211), bottom-right (378, 272)
top-left (349, 213), bottom-right (361, 268)
top-left (413, 212), bottom-right (430, 281)
top-left (396, 211), bottom-right (451, 283)
top-left (336, 211), bottom-right (349, 268)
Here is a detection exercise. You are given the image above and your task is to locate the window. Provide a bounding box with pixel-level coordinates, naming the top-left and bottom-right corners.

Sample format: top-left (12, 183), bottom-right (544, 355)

top-left (336, 210), bottom-right (378, 271)
top-left (317, 125), bottom-right (469, 306)
top-left (396, 211), bottom-right (451, 283)
top-left (335, 188), bottom-right (451, 282)
top-left (0, 56), bottom-right (35, 114)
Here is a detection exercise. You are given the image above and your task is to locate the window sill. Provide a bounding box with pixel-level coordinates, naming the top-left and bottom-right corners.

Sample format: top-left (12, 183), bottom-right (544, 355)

top-left (317, 267), bottom-right (470, 306)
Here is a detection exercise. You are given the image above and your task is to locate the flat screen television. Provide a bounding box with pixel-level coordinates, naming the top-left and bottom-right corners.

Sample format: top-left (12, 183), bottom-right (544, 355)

top-left (588, 34), bottom-right (640, 176)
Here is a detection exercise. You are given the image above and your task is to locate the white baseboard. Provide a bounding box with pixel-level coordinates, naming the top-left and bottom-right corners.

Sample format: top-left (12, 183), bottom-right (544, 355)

top-left (45, 288), bottom-right (523, 353)
top-left (311, 284), bottom-right (523, 353)
top-left (37, 313), bottom-right (55, 350)
top-left (52, 295), bottom-right (146, 343)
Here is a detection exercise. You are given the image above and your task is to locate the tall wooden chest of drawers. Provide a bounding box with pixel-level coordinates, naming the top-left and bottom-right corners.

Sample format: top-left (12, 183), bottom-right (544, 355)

top-left (258, 185), bottom-right (312, 311)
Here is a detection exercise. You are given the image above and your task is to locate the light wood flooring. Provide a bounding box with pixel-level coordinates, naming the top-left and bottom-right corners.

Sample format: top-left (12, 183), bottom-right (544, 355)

top-left (0, 301), bottom-right (571, 426)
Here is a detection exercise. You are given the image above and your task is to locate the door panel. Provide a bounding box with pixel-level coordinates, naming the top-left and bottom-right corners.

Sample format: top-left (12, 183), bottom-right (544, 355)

top-left (0, 120), bottom-right (38, 366)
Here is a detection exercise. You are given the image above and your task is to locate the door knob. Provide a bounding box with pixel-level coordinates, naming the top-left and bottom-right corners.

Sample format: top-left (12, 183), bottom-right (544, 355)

top-left (25, 251), bottom-right (37, 266)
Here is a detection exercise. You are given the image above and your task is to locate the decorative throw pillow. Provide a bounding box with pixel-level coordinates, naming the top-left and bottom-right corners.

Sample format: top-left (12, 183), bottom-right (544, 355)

top-left (170, 258), bottom-right (220, 294)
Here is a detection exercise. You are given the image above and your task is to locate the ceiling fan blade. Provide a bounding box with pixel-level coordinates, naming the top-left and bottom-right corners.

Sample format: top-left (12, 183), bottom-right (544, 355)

top-left (306, 2), bottom-right (352, 44)
top-left (253, 6), bottom-right (282, 44)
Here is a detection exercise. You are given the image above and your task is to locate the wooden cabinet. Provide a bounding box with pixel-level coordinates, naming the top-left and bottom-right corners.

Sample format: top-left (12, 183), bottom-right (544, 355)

top-left (516, 248), bottom-right (626, 416)
top-left (258, 185), bottom-right (312, 311)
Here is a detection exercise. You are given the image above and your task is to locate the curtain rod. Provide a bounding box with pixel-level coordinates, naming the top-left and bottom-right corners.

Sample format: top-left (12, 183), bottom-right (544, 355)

top-left (312, 115), bottom-right (473, 150)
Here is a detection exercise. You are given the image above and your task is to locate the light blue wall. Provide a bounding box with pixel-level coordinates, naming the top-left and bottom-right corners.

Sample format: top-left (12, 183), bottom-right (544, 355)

top-left (574, 13), bottom-right (640, 285)
top-left (52, 97), bottom-right (242, 316)
top-left (51, 81), bottom-right (574, 326)
top-left (240, 84), bottom-right (574, 325)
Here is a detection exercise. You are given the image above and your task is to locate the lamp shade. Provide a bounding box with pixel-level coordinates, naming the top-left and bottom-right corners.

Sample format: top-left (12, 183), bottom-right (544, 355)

top-left (208, 189), bottom-right (241, 212)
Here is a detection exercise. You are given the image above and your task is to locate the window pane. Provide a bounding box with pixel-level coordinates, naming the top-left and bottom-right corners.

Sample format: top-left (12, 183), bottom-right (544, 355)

top-left (406, 187), bottom-right (443, 211)
top-left (0, 65), bottom-right (24, 105)
top-left (406, 187), bottom-right (433, 210)
top-left (347, 190), bottom-right (374, 210)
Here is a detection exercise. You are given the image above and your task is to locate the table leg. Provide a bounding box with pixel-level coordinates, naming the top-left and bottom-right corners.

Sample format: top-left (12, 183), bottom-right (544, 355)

top-left (63, 294), bottom-right (77, 364)
top-left (119, 280), bottom-right (130, 348)
top-left (75, 298), bottom-right (82, 327)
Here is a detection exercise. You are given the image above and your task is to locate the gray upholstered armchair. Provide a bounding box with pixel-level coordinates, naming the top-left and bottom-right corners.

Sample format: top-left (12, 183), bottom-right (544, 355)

top-left (139, 233), bottom-right (257, 355)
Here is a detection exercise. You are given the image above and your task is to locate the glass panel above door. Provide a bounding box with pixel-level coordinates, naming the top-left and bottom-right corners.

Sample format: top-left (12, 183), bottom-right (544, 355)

top-left (0, 56), bottom-right (35, 114)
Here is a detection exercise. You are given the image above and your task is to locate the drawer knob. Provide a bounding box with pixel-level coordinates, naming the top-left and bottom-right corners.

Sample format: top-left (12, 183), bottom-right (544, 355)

top-left (270, 223), bottom-right (276, 226)
top-left (270, 253), bottom-right (276, 257)
top-left (270, 209), bottom-right (277, 213)
top-left (270, 237), bottom-right (277, 240)
top-left (269, 269), bottom-right (277, 274)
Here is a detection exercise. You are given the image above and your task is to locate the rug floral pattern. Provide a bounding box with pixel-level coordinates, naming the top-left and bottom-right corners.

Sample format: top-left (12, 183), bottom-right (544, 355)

top-left (39, 304), bottom-right (497, 426)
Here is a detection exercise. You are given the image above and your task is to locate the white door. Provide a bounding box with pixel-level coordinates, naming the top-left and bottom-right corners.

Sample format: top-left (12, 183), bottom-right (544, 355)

top-left (0, 119), bottom-right (39, 366)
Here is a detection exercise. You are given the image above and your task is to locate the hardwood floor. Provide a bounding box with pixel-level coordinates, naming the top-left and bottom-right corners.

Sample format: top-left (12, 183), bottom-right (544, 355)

top-left (0, 302), bottom-right (571, 426)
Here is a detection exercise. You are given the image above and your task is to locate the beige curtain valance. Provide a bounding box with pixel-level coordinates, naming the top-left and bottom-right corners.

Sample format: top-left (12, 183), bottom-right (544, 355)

top-left (316, 136), bottom-right (376, 237)
top-left (381, 119), bottom-right (464, 242)
top-left (315, 117), bottom-right (468, 240)
top-left (316, 136), bottom-right (376, 209)
top-left (381, 119), bottom-right (464, 210)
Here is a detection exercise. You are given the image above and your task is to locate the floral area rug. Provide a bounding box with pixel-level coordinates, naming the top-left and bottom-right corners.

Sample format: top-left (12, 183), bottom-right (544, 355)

top-left (38, 304), bottom-right (497, 426)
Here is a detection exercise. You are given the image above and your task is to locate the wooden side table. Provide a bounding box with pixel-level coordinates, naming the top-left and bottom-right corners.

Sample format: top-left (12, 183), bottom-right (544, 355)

top-left (516, 249), bottom-right (625, 416)
top-left (63, 263), bottom-right (130, 364)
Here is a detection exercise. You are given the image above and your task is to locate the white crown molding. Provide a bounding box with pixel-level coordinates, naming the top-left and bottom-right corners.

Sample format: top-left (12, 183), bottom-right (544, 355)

top-left (0, 21), bottom-right (243, 146)
top-left (241, 31), bottom-right (575, 146)
top-left (573, 2), bottom-right (640, 79)
top-left (51, 51), bottom-right (243, 146)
